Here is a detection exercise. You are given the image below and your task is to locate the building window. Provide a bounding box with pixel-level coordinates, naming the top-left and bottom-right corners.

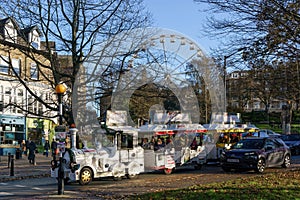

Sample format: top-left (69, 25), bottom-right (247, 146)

top-left (17, 89), bottom-right (24, 114)
top-left (4, 21), bottom-right (17, 43)
top-left (32, 42), bottom-right (39, 49)
top-left (12, 58), bottom-right (21, 76)
top-left (30, 30), bottom-right (40, 50)
top-left (0, 56), bottom-right (9, 74)
top-left (30, 63), bottom-right (39, 80)
top-left (254, 102), bottom-right (260, 109)
top-left (28, 94), bottom-right (34, 113)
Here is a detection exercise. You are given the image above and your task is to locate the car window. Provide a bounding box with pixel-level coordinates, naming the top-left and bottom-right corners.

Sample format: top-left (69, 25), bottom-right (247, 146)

top-left (273, 139), bottom-right (282, 148)
top-left (233, 139), bottom-right (264, 149)
top-left (264, 140), bottom-right (275, 149)
top-left (274, 138), bottom-right (285, 146)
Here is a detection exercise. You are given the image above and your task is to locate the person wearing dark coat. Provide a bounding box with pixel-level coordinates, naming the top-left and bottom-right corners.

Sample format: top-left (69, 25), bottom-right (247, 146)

top-left (44, 140), bottom-right (50, 157)
top-left (51, 139), bottom-right (58, 159)
top-left (28, 140), bottom-right (37, 165)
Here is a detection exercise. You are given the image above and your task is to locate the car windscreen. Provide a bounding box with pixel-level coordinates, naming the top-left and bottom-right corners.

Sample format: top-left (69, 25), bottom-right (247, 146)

top-left (232, 139), bottom-right (264, 149)
top-left (281, 134), bottom-right (300, 141)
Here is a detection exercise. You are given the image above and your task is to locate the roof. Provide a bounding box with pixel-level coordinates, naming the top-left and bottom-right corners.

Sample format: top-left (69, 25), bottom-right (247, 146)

top-left (20, 25), bottom-right (43, 37)
top-left (0, 17), bottom-right (19, 36)
top-left (0, 17), bottom-right (43, 43)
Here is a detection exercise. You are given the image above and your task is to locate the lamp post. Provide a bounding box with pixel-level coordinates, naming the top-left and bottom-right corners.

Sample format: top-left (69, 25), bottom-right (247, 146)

top-left (55, 84), bottom-right (67, 125)
top-left (55, 83), bottom-right (66, 195)
top-left (223, 55), bottom-right (228, 112)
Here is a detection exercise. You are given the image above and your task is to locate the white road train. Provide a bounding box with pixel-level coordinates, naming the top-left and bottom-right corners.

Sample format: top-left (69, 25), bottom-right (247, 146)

top-left (51, 112), bottom-right (208, 185)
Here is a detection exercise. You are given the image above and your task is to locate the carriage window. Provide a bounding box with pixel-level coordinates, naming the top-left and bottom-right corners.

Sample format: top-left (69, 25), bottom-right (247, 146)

top-left (120, 133), bottom-right (133, 149)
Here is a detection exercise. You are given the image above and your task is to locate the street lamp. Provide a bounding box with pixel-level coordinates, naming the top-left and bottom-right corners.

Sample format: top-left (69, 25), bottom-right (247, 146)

top-left (223, 47), bottom-right (246, 112)
top-left (55, 83), bottom-right (66, 195)
top-left (55, 83), bottom-right (67, 125)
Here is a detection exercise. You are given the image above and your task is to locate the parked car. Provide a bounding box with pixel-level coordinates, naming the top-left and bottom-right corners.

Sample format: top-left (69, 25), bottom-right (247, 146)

top-left (242, 131), bottom-right (269, 138)
top-left (280, 134), bottom-right (300, 155)
top-left (220, 137), bottom-right (291, 173)
top-left (259, 129), bottom-right (281, 137)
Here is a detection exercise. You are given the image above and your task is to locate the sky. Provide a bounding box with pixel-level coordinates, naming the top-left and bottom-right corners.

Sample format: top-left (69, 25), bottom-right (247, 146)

top-left (143, 0), bottom-right (219, 55)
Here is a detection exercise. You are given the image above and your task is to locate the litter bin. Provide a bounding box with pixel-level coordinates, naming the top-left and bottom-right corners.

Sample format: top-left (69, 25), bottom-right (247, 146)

top-left (16, 148), bottom-right (21, 159)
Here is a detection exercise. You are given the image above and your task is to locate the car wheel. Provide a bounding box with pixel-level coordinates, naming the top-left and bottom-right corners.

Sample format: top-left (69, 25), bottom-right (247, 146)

top-left (79, 168), bottom-right (93, 185)
top-left (282, 154), bottom-right (291, 168)
top-left (255, 158), bottom-right (265, 173)
top-left (221, 166), bottom-right (231, 172)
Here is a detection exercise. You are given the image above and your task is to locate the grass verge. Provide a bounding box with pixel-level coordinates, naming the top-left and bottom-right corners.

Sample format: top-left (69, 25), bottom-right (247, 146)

top-left (130, 169), bottom-right (300, 200)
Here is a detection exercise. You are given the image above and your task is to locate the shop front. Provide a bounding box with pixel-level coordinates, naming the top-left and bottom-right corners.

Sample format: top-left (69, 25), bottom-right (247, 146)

top-left (0, 114), bottom-right (25, 156)
top-left (26, 117), bottom-right (55, 146)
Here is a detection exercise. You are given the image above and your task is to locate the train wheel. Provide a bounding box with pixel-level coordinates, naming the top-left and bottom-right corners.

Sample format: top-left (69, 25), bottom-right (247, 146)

top-left (164, 168), bottom-right (173, 175)
top-left (113, 176), bottom-right (122, 181)
top-left (126, 174), bottom-right (139, 179)
top-left (79, 168), bottom-right (92, 185)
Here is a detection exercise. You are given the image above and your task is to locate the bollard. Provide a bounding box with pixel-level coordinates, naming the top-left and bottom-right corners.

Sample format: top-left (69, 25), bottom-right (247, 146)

top-left (10, 156), bottom-right (14, 176)
top-left (8, 153), bottom-right (11, 168)
top-left (58, 154), bottom-right (64, 195)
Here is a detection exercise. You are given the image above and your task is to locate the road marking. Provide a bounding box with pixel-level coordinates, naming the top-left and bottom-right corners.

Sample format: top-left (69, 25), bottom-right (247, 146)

top-left (14, 184), bottom-right (26, 187)
top-left (0, 183), bottom-right (8, 186)
top-left (0, 192), bottom-right (13, 196)
top-left (32, 187), bottom-right (43, 190)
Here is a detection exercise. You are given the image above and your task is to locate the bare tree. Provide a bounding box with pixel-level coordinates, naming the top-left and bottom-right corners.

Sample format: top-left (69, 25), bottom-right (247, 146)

top-left (195, 0), bottom-right (300, 114)
top-left (195, 0), bottom-right (300, 59)
top-left (0, 0), bottom-right (152, 125)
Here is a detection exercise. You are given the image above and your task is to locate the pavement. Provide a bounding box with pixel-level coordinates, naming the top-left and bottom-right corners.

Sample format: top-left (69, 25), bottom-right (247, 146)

top-left (0, 153), bottom-right (52, 182)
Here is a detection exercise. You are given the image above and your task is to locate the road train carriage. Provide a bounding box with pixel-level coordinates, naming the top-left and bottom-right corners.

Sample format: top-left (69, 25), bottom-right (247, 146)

top-left (139, 123), bottom-right (208, 174)
top-left (51, 126), bottom-right (145, 185)
top-left (50, 110), bottom-right (209, 185)
top-left (205, 124), bottom-right (260, 161)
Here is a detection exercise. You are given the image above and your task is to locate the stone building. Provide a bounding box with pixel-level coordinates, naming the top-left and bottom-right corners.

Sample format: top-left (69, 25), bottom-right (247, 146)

top-left (0, 17), bottom-right (57, 154)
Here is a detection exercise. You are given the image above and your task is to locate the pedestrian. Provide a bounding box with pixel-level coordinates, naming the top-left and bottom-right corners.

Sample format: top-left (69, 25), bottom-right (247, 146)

top-left (28, 139), bottom-right (37, 165)
top-left (44, 140), bottom-right (50, 157)
top-left (51, 138), bottom-right (58, 159)
top-left (21, 140), bottom-right (27, 157)
top-left (25, 139), bottom-right (30, 156)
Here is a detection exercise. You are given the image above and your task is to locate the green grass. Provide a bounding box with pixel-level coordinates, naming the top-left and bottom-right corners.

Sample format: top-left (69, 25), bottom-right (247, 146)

top-left (130, 169), bottom-right (300, 200)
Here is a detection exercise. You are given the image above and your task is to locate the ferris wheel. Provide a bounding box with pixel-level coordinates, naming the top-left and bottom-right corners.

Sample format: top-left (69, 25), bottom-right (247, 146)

top-left (110, 28), bottom-right (224, 124)
top-left (78, 28), bottom-right (225, 127)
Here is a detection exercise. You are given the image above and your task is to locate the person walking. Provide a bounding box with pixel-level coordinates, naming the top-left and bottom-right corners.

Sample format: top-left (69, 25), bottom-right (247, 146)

top-left (44, 140), bottom-right (50, 157)
top-left (28, 139), bottom-right (37, 165)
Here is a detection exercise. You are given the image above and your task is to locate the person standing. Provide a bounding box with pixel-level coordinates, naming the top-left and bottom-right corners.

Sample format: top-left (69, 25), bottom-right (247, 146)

top-left (44, 140), bottom-right (50, 157)
top-left (51, 138), bottom-right (58, 160)
top-left (25, 139), bottom-right (30, 156)
top-left (28, 139), bottom-right (37, 165)
top-left (21, 140), bottom-right (27, 157)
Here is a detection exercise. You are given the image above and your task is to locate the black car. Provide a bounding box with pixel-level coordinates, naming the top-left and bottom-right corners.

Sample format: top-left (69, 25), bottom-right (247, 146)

top-left (280, 134), bottom-right (300, 155)
top-left (220, 137), bottom-right (291, 173)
